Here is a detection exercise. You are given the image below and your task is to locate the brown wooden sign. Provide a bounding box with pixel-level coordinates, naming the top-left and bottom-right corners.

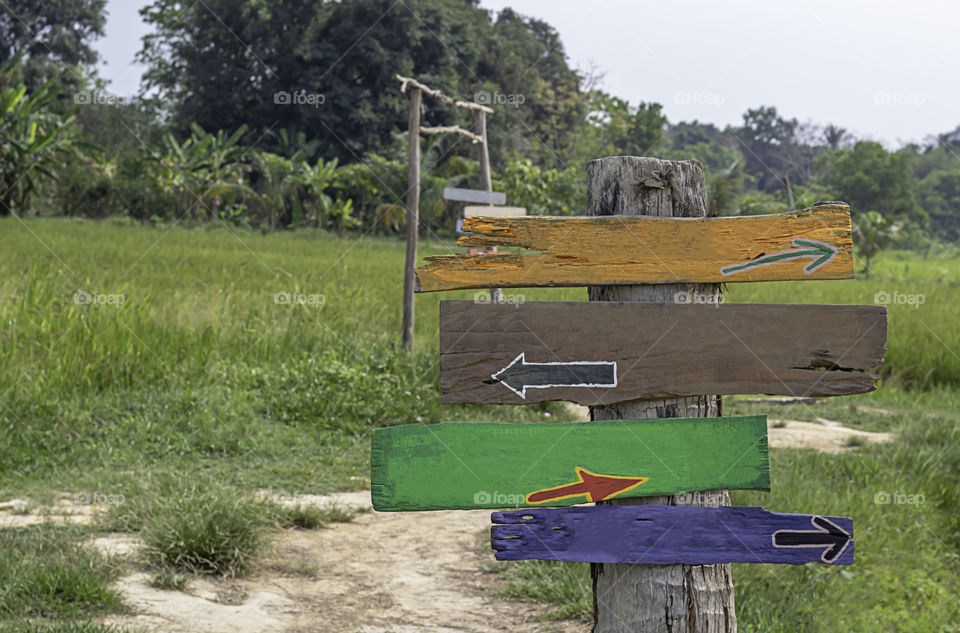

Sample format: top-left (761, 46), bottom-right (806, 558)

top-left (416, 204), bottom-right (853, 292)
top-left (439, 300), bottom-right (886, 405)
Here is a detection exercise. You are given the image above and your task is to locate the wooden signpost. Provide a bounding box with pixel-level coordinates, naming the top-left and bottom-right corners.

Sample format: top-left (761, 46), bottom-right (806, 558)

top-left (440, 301), bottom-right (887, 404)
top-left (373, 155), bottom-right (885, 631)
top-left (492, 506), bottom-right (854, 566)
top-left (371, 416), bottom-right (769, 511)
top-left (414, 203), bottom-right (853, 292)
top-left (395, 74), bottom-right (495, 350)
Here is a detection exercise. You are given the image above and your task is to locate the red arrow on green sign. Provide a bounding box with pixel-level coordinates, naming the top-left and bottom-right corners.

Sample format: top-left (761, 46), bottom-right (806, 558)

top-left (526, 467), bottom-right (648, 504)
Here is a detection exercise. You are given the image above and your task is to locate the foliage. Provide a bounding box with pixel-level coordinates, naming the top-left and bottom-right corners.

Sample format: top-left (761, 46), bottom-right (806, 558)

top-left (273, 503), bottom-right (362, 530)
top-left (853, 210), bottom-right (901, 277)
top-left (0, 0), bottom-right (106, 93)
top-left (815, 142), bottom-right (926, 225)
top-left (0, 525), bottom-right (124, 617)
top-left (148, 123), bottom-right (250, 221)
top-left (0, 59), bottom-right (97, 215)
top-left (138, 486), bottom-right (272, 577)
top-left (492, 158), bottom-right (585, 216)
top-left (581, 92), bottom-right (668, 158)
top-left (916, 168), bottom-right (960, 243)
top-left (288, 156), bottom-right (339, 229)
top-left (733, 106), bottom-right (818, 193)
top-left (135, 0), bottom-right (587, 168)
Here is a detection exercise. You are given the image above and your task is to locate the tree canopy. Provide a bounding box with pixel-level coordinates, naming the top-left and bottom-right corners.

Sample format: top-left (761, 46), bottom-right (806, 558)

top-left (0, 0), bottom-right (106, 93)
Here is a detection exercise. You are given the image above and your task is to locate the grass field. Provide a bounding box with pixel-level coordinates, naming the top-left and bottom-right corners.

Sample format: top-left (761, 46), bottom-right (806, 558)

top-left (1, 216), bottom-right (959, 631)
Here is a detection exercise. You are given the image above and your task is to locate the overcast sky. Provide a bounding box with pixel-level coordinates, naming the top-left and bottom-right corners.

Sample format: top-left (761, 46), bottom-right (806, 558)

top-left (94, 0), bottom-right (958, 147)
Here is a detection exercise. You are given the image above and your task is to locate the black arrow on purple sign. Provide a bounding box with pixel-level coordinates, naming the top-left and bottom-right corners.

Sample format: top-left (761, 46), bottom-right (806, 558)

top-left (772, 515), bottom-right (852, 563)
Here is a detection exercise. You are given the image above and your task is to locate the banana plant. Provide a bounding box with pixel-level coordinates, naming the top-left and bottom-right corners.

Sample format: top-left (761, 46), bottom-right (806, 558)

top-left (0, 58), bottom-right (98, 216)
top-left (193, 124), bottom-right (249, 222)
top-left (853, 210), bottom-right (901, 278)
top-left (289, 157), bottom-right (339, 229)
top-left (148, 123), bottom-right (249, 221)
top-left (247, 150), bottom-right (301, 232)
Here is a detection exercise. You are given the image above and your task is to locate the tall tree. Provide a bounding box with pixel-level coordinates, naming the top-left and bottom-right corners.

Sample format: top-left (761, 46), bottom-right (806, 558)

top-left (0, 0), bottom-right (106, 93)
top-left (815, 141), bottom-right (926, 225)
top-left (136, 0), bottom-right (587, 169)
top-left (916, 169), bottom-right (960, 242)
top-left (732, 106), bottom-right (815, 193)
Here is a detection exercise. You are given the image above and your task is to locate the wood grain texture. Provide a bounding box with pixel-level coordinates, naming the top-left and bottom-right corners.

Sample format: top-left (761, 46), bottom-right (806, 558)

top-left (370, 416), bottom-right (769, 512)
top-left (440, 300), bottom-right (887, 404)
top-left (414, 204), bottom-right (853, 292)
top-left (400, 86), bottom-right (421, 351)
top-left (491, 505), bottom-right (854, 566)
top-left (584, 157), bottom-right (734, 633)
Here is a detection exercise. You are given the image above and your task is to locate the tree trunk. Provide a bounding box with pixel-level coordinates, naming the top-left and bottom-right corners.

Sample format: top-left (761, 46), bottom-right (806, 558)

top-left (401, 87), bottom-right (422, 351)
top-left (587, 156), bottom-right (736, 633)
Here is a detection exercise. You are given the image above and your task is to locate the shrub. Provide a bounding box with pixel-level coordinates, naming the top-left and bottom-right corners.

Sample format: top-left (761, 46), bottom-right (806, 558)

top-left (139, 488), bottom-right (272, 577)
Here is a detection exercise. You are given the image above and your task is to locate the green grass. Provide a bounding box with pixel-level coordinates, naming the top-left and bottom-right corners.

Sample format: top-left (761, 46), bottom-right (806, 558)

top-left (137, 487), bottom-right (272, 577)
top-left (148, 569), bottom-right (191, 591)
top-left (0, 525), bottom-right (124, 618)
top-left (0, 218), bottom-right (573, 499)
top-left (1, 218), bottom-right (959, 630)
top-left (0, 624), bottom-right (131, 633)
top-left (274, 502), bottom-right (363, 529)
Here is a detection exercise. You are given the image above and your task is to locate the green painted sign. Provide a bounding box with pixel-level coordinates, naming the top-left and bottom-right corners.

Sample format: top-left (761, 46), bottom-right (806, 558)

top-left (371, 416), bottom-right (770, 511)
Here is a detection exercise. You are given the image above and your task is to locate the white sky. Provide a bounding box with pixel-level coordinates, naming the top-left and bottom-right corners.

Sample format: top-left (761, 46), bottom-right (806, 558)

top-left (94, 0), bottom-right (959, 146)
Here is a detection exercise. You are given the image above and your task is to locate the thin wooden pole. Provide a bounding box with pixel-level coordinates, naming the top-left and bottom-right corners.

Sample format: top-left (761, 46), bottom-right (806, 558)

top-left (587, 156), bottom-right (736, 633)
top-left (474, 109), bottom-right (502, 303)
top-left (401, 87), bottom-right (422, 351)
top-left (476, 110), bottom-right (492, 192)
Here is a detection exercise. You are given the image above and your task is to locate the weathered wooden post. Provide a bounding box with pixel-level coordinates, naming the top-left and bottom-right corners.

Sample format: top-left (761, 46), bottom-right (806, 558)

top-left (474, 110), bottom-right (492, 194)
top-left (400, 85), bottom-right (422, 351)
top-left (395, 73), bottom-right (494, 350)
top-left (473, 108), bottom-right (502, 303)
top-left (586, 156), bottom-right (735, 632)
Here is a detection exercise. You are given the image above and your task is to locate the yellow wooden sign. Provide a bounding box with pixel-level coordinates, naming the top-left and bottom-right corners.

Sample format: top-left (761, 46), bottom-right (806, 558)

top-left (415, 204), bottom-right (853, 292)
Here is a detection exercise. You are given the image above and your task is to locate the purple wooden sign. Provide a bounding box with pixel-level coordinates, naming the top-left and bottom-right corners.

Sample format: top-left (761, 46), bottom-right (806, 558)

top-left (491, 505), bottom-right (853, 566)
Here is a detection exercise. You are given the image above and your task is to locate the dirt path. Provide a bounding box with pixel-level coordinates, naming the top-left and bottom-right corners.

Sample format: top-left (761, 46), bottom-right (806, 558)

top-left (565, 404), bottom-right (895, 453)
top-left (96, 492), bottom-right (587, 633)
top-left (3, 408), bottom-right (894, 632)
